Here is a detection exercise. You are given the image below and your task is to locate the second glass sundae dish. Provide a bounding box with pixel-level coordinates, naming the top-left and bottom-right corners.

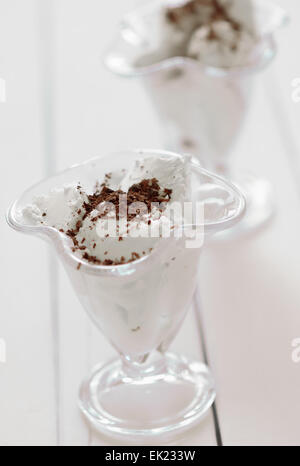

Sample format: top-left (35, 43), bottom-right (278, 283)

top-left (7, 149), bottom-right (245, 440)
top-left (105, 0), bottom-right (288, 237)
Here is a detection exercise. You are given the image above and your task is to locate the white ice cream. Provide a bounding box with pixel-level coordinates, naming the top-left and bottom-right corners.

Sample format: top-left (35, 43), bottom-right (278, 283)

top-left (187, 18), bottom-right (256, 68)
top-left (18, 154), bottom-right (204, 358)
top-left (120, 154), bottom-right (190, 201)
top-left (134, 0), bottom-right (262, 169)
top-left (20, 184), bottom-right (89, 231)
top-left (19, 154), bottom-right (192, 266)
top-left (132, 0), bottom-right (258, 70)
top-left (165, 0), bottom-right (258, 68)
top-left (15, 152), bottom-right (241, 359)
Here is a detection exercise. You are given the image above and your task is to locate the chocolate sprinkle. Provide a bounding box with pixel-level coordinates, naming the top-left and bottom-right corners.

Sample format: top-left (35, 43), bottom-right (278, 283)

top-left (65, 174), bottom-right (172, 267)
top-left (166, 0), bottom-right (242, 43)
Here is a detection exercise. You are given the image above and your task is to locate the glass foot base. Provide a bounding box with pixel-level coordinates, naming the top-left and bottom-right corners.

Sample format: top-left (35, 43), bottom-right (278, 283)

top-left (212, 174), bottom-right (275, 241)
top-left (79, 352), bottom-right (215, 442)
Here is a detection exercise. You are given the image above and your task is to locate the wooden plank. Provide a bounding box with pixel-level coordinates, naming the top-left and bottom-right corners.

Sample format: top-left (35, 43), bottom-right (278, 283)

top-left (264, 0), bottom-right (300, 190)
top-left (200, 70), bottom-right (300, 445)
top-left (56, 263), bottom-right (92, 446)
top-left (0, 0), bottom-right (56, 446)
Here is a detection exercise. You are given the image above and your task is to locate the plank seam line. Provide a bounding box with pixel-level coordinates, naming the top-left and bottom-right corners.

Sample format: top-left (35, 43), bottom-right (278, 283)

top-left (38, 0), bottom-right (61, 445)
top-left (194, 290), bottom-right (223, 447)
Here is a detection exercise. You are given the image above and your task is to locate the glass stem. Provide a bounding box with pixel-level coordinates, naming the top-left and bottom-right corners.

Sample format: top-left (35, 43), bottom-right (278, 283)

top-left (121, 351), bottom-right (165, 379)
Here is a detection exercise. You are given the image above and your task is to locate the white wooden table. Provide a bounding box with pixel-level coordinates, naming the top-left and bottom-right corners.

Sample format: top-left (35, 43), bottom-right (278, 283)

top-left (1, 0), bottom-right (300, 446)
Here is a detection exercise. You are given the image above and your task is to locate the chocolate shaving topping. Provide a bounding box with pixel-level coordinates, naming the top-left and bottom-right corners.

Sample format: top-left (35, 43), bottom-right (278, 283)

top-left (167, 0), bottom-right (215, 24)
top-left (131, 326), bottom-right (141, 333)
top-left (103, 259), bottom-right (114, 266)
top-left (82, 252), bottom-right (101, 265)
top-left (64, 175), bottom-right (172, 267)
top-left (131, 252), bottom-right (140, 261)
top-left (166, 0), bottom-right (242, 43)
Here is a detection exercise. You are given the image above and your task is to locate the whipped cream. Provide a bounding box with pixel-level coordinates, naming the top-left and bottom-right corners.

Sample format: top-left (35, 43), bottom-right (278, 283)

top-left (18, 154), bottom-right (201, 357)
top-left (134, 1), bottom-right (263, 170)
top-left (187, 17), bottom-right (255, 68)
top-left (120, 154), bottom-right (190, 202)
top-left (164, 0), bottom-right (257, 68)
top-left (19, 154), bottom-right (191, 266)
top-left (131, 0), bottom-right (258, 69)
top-left (20, 185), bottom-right (88, 232)
top-left (15, 152), bottom-right (241, 359)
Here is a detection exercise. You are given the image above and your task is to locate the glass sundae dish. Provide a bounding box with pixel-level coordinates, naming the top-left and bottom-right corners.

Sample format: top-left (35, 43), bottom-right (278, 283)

top-left (7, 149), bottom-right (245, 440)
top-left (105, 0), bottom-right (288, 238)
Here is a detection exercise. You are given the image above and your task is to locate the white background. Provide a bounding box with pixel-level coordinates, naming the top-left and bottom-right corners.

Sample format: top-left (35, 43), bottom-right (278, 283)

top-left (1, 0), bottom-right (300, 446)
